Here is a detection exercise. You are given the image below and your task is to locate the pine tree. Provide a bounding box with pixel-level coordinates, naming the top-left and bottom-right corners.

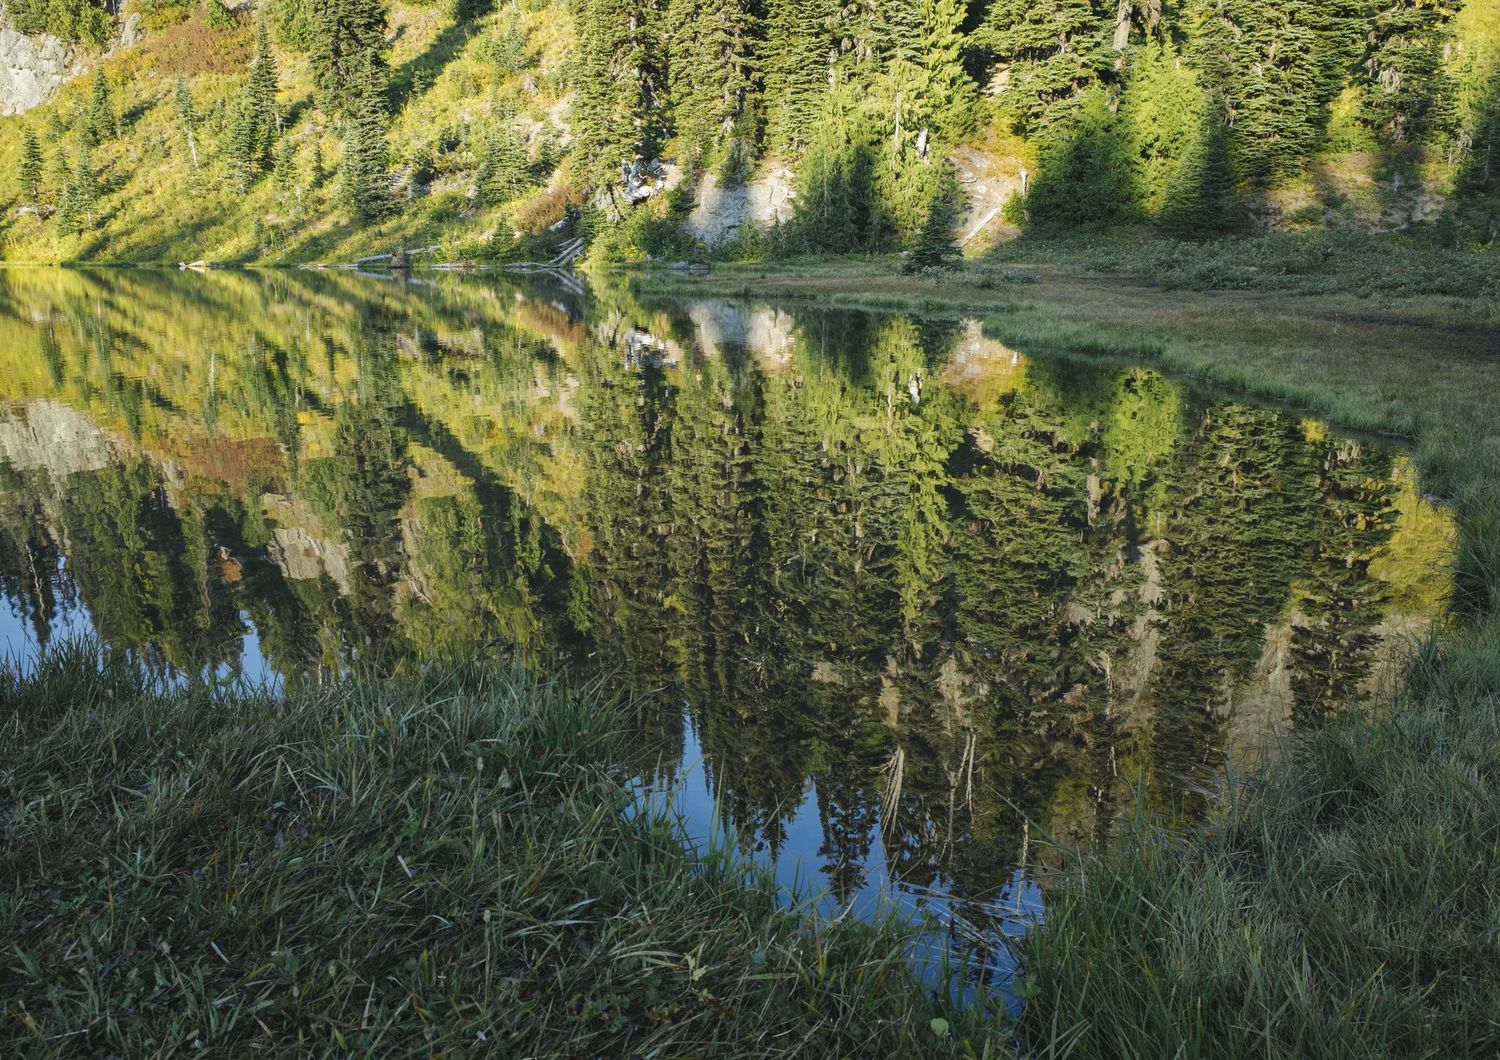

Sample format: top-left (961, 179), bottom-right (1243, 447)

top-left (340, 56), bottom-right (391, 220)
top-left (902, 165), bottom-right (961, 272)
top-left (173, 76), bottom-right (200, 170)
top-left (85, 68), bottom-right (115, 146)
top-left (1026, 87), bottom-right (1140, 227)
top-left (1159, 114), bottom-right (1237, 236)
top-left (310, 0), bottom-right (387, 114)
top-left (18, 128), bottom-right (44, 205)
top-left (1119, 40), bottom-right (1205, 216)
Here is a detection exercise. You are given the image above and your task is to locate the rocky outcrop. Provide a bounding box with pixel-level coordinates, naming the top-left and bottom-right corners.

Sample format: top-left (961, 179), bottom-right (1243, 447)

top-left (0, 16), bottom-right (87, 116)
top-left (686, 162), bottom-right (796, 245)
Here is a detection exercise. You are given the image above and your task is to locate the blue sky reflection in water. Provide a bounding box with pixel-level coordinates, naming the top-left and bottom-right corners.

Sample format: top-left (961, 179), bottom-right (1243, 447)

top-left (0, 267), bottom-right (1452, 996)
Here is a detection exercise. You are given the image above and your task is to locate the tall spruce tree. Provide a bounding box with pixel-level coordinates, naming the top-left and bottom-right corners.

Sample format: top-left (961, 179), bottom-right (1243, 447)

top-left (249, 21), bottom-right (282, 161)
top-left (340, 55), bottom-right (392, 220)
top-left (173, 76), bottom-right (200, 170)
top-left (665, 0), bottom-right (758, 172)
top-left (1361, 0), bottom-right (1460, 146)
top-left (902, 164), bottom-right (962, 271)
top-left (476, 120), bottom-right (529, 206)
top-left (18, 128), bottom-right (45, 205)
top-left (571, 0), bottom-right (669, 191)
top-left (761, 0), bottom-right (835, 154)
top-left (310, 0), bottom-right (388, 114)
top-left (85, 68), bottom-right (115, 146)
top-left (57, 144), bottom-right (97, 235)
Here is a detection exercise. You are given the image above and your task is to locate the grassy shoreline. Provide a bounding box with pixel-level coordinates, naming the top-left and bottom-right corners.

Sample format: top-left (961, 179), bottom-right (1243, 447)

top-left (0, 648), bottom-right (1001, 1055)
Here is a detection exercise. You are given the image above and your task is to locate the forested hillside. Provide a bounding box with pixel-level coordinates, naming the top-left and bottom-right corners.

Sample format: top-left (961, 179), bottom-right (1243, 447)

top-left (0, 0), bottom-right (1496, 262)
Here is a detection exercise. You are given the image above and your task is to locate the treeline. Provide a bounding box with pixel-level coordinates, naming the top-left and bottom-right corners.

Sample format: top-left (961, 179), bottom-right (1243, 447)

top-left (574, 0), bottom-right (1496, 242)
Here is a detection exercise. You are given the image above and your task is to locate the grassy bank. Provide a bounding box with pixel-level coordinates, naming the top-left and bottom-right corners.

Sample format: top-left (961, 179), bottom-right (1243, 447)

top-left (633, 250), bottom-right (1500, 1056)
top-left (0, 648), bottom-right (996, 1056)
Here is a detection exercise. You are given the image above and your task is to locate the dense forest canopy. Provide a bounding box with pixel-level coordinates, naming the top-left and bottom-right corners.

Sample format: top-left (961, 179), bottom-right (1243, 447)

top-left (0, 0), bottom-right (1495, 259)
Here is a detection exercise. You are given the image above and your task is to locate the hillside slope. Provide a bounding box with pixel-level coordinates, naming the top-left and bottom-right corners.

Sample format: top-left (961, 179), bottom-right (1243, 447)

top-left (0, 0), bottom-right (1496, 265)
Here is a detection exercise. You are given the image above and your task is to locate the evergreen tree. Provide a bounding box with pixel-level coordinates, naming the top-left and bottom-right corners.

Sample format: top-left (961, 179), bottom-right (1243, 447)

top-left (1027, 87), bottom-right (1140, 227)
top-left (249, 21), bottom-right (282, 161)
top-left (85, 68), bottom-right (115, 146)
top-left (476, 121), bottom-right (528, 206)
top-left (665, 0), bottom-right (758, 171)
top-left (1119, 40), bottom-right (1206, 216)
top-left (57, 144), bottom-right (97, 235)
top-left (340, 56), bottom-right (392, 220)
top-left (173, 76), bottom-right (200, 171)
top-left (18, 128), bottom-right (45, 205)
top-left (570, 0), bottom-right (669, 191)
top-left (902, 165), bottom-right (961, 272)
top-left (226, 97), bottom-right (260, 192)
top-left (1360, 0), bottom-right (1460, 146)
top-left (309, 0), bottom-right (388, 114)
top-left (1185, 0), bottom-right (1368, 186)
top-left (1158, 113), bottom-right (1237, 235)
top-left (761, 0), bottom-right (835, 154)
top-left (787, 90), bottom-right (884, 251)
top-left (980, 0), bottom-right (1115, 136)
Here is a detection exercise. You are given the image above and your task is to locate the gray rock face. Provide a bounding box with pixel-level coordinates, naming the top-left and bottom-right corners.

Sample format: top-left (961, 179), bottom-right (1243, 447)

top-left (686, 163), bottom-right (796, 246)
top-left (0, 15), bottom-right (87, 116)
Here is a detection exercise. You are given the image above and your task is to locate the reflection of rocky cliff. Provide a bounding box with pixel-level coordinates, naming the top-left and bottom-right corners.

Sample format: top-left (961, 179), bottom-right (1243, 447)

top-left (0, 401), bottom-right (125, 480)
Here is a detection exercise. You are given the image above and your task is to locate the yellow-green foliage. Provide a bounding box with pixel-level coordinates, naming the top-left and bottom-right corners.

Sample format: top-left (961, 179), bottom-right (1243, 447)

top-left (0, 1), bottom-right (574, 263)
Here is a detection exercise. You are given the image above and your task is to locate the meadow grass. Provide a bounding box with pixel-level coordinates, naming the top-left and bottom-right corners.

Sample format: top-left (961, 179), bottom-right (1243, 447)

top-left (0, 647), bottom-right (1000, 1056)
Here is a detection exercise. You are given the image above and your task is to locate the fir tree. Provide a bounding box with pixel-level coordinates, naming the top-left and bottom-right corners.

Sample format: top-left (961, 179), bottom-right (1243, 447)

top-left (476, 121), bottom-right (528, 206)
top-left (902, 165), bottom-right (961, 272)
top-left (761, 0), bottom-right (835, 154)
top-left (226, 97), bottom-right (260, 192)
top-left (665, 0), bottom-right (758, 170)
top-left (570, 0), bottom-right (669, 191)
top-left (173, 76), bottom-right (200, 170)
top-left (1158, 114), bottom-right (1237, 236)
top-left (85, 68), bottom-right (115, 146)
top-left (18, 128), bottom-right (45, 205)
top-left (980, 0), bottom-right (1115, 136)
top-left (310, 0), bottom-right (388, 114)
top-left (1119, 40), bottom-right (1206, 216)
top-left (1361, 0), bottom-right (1460, 146)
top-left (340, 56), bottom-right (392, 220)
top-left (249, 20), bottom-right (282, 161)
top-left (57, 144), bottom-right (97, 235)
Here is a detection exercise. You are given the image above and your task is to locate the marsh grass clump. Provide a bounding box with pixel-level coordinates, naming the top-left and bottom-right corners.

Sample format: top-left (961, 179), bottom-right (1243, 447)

top-left (0, 648), bottom-right (993, 1055)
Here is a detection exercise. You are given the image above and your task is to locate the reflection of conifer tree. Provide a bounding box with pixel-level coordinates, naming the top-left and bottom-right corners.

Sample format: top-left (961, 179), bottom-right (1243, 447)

top-left (318, 356), bottom-right (412, 665)
top-left (0, 465), bottom-right (67, 650)
top-left (1147, 403), bottom-right (1322, 821)
top-left (1290, 438), bottom-right (1398, 724)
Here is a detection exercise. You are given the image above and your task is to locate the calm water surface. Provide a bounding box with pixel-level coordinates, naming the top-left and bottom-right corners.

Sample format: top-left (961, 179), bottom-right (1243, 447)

top-left (0, 268), bottom-right (1453, 989)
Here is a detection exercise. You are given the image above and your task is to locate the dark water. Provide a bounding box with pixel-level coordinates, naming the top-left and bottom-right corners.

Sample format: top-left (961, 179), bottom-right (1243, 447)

top-left (0, 267), bottom-right (1452, 988)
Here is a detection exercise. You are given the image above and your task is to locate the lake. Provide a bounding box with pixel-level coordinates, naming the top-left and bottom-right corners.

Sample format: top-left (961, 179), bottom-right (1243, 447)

top-left (0, 267), bottom-right (1452, 988)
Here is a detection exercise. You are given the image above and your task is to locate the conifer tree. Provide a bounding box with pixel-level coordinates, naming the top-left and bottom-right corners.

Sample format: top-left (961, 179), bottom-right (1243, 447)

top-left (226, 97), bottom-right (260, 191)
top-left (1159, 114), bottom-right (1236, 235)
top-left (665, 0), bottom-right (758, 171)
top-left (57, 144), bottom-right (97, 235)
top-left (902, 165), bottom-right (961, 272)
top-left (173, 76), bottom-right (200, 170)
top-left (980, 0), bottom-right (1115, 135)
top-left (1120, 40), bottom-right (1205, 216)
top-left (85, 68), bottom-right (115, 146)
top-left (1361, 0), bottom-right (1460, 146)
top-left (18, 128), bottom-right (45, 205)
top-left (249, 21), bottom-right (282, 160)
top-left (570, 0), bottom-right (668, 191)
top-left (476, 121), bottom-right (528, 206)
top-left (761, 0), bottom-right (835, 154)
top-left (310, 0), bottom-right (388, 114)
top-left (340, 56), bottom-right (391, 220)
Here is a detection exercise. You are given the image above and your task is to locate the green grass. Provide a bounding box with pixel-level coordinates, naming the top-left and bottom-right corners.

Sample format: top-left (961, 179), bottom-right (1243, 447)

top-left (0, 647), bottom-right (1000, 1056)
